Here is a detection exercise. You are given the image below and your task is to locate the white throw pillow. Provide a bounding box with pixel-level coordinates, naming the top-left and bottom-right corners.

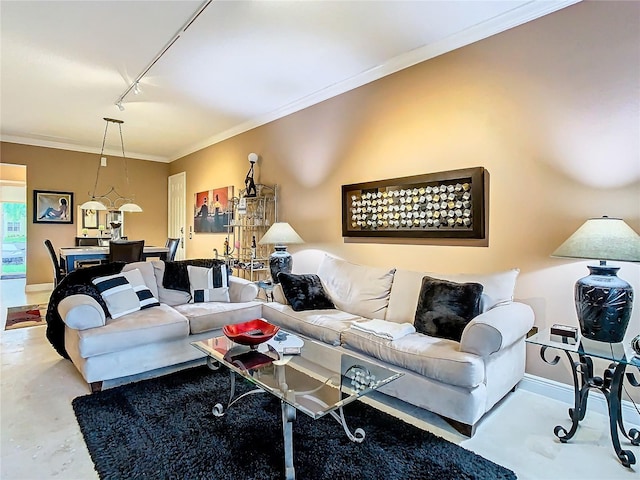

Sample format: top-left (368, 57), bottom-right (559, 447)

top-left (431, 269), bottom-right (520, 311)
top-left (122, 268), bottom-right (161, 310)
top-left (92, 274), bottom-right (141, 319)
top-left (187, 265), bottom-right (230, 303)
top-left (122, 261), bottom-right (159, 299)
top-left (92, 269), bottom-right (160, 319)
top-left (317, 254), bottom-right (395, 319)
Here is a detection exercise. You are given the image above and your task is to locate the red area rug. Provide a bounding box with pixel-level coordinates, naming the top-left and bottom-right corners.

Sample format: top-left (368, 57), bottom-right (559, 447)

top-left (4, 304), bottom-right (47, 330)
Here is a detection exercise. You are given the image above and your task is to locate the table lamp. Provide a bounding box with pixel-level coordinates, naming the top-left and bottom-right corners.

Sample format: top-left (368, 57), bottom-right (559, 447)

top-left (552, 216), bottom-right (640, 343)
top-left (258, 222), bottom-right (304, 283)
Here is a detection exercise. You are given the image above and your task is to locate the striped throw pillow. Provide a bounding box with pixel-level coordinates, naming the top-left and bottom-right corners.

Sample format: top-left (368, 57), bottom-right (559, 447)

top-left (123, 268), bottom-right (161, 310)
top-left (187, 265), bottom-right (230, 303)
top-left (92, 268), bottom-right (160, 319)
top-left (92, 274), bottom-right (141, 319)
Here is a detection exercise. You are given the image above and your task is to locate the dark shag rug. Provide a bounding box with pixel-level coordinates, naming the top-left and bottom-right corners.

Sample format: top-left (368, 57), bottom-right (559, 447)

top-left (72, 366), bottom-right (516, 480)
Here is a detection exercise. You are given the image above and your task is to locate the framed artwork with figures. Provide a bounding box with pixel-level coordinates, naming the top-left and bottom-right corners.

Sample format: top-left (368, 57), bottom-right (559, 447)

top-left (33, 190), bottom-right (74, 224)
top-left (194, 186), bottom-right (233, 233)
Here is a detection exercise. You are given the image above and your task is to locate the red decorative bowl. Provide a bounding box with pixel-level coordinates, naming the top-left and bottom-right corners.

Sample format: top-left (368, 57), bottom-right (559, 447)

top-left (223, 319), bottom-right (280, 347)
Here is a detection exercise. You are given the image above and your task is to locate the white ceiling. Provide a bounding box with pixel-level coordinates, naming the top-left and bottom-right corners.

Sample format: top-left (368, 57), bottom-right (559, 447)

top-left (1, 0), bottom-right (578, 163)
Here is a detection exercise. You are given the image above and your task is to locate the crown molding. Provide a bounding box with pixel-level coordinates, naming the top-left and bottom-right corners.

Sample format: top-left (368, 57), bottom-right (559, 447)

top-left (0, 135), bottom-right (171, 163)
top-left (170, 0), bottom-right (581, 161)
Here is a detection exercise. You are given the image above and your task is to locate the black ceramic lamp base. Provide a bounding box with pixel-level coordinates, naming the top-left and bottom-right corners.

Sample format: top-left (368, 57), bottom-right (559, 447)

top-left (269, 246), bottom-right (292, 284)
top-left (575, 265), bottom-right (633, 343)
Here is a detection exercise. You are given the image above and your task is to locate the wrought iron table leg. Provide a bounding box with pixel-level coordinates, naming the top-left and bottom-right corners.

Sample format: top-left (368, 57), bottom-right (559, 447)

top-left (540, 346), bottom-right (638, 468)
top-left (604, 362), bottom-right (636, 467)
top-left (281, 401), bottom-right (296, 480)
top-left (623, 371), bottom-right (640, 447)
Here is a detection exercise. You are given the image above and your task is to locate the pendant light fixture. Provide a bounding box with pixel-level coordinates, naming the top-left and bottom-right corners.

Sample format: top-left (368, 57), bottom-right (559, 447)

top-left (80, 118), bottom-right (143, 213)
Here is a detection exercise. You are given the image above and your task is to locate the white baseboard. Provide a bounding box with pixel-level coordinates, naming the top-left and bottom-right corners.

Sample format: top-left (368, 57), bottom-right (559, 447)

top-left (520, 373), bottom-right (639, 426)
top-left (25, 283), bottom-right (53, 292)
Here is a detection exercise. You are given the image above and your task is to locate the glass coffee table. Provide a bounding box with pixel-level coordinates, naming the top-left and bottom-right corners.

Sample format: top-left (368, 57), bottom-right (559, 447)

top-left (192, 330), bottom-right (403, 480)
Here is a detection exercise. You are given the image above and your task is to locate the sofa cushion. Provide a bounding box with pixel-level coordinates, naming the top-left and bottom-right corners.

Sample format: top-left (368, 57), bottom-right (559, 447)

top-left (75, 303), bottom-right (189, 358)
top-left (187, 265), bottom-right (230, 303)
top-left (341, 328), bottom-right (485, 389)
top-left (91, 273), bottom-right (141, 319)
top-left (386, 268), bottom-right (519, 324)
top-left (124, 268), bottom-right (161, 310)
top-left (262, 303), bottom-right (363, 346)
top-left (173, 301), bottom-right (263, 335)
top-left (414, 276), bottom-right (483, 342)
top-left (317, 254), bottom-right (395, 319)
top-left (152, 261), bottom-right (191, 306)
top-left (278, 273), bottom-right (334, 311)
top-left (122, 261), bottom-right (158, 299)
top-left (163, 259), bottom-right (229, 292)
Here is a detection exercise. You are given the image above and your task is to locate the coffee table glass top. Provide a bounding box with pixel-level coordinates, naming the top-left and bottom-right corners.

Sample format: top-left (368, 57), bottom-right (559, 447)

top-left (527, 328), bottom-right (640, 367)
top-left (192, 332), bottom-right (403, 419)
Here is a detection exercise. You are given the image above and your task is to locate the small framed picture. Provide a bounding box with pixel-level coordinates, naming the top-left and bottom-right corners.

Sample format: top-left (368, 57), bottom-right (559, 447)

top-left (82, 209), bottom-right (99, 229)
top-left (33, 190), bottom-right (74, 224)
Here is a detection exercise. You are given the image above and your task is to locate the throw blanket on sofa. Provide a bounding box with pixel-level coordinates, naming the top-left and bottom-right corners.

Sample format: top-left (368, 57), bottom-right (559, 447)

top-left (162, 259), bottom-right (227, 292)
top-left (351, 319), bottom-right (416, 341)
top-left (45, 259), bottom-right (223, 359)
top-left (46, 262), bottom-right (125, 359)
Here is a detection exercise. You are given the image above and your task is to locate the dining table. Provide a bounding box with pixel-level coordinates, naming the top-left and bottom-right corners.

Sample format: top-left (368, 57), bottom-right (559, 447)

top-left (59, 245), bottom-right (170, 273)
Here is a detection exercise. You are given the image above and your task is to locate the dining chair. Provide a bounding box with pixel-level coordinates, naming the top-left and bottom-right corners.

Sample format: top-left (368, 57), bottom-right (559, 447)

top-left (164, 238), bottom-right (180, 262)
top-left (76, 237), bottom-right (101, 246)
top-left (108, 240), bottom-right (145, 264)
top-left (44, 239), bottom-right (66, 287)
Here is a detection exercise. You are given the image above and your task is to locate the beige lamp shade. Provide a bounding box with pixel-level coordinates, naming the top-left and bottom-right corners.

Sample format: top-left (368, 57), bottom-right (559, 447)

top-left (80, 200), bottom-right (108, 211)
top-left (258, 222), bottom-right (304, 246)
top-left (551, 217), bottom-right (640, 262)
top-left (119, 203), bottom-right (143, 212)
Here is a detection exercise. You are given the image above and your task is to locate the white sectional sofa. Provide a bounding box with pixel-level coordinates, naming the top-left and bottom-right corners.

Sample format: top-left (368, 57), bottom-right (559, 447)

top-left (261, 254), bottom-right (534, 436)
top-left (53, 255), bottom-right (533, 436)
top-left (55, 260), bottom-right (261, 392)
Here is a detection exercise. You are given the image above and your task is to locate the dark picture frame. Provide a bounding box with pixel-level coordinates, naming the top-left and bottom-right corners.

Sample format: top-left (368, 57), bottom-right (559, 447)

top-left (342, 167), bottom-right (486, 239)
top-left (33, 190), bottom-right (74, 224)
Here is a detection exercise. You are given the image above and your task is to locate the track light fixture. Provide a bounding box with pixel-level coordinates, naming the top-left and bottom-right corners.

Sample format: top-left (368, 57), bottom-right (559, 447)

top-left (112, 1), bottom-right (212, 111)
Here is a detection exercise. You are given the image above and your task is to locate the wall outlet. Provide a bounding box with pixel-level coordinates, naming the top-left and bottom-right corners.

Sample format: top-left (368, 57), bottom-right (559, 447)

top-left (100, 156), bottom-right (107, 167)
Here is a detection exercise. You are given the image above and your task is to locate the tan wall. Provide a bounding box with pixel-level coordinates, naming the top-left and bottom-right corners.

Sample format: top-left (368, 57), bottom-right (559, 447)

top-left (0, 143), bottom-right (170, 285)
top-left (171, 2), bottom-right (640, 392)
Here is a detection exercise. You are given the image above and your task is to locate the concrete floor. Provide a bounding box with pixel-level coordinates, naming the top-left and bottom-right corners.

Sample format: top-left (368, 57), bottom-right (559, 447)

top-left (1, 278), bottom-right (638, 479)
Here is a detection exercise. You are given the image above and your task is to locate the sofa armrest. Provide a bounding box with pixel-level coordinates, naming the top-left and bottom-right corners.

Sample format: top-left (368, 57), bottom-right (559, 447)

top-left (459, 302), bottom-right (534, 357)
top-left (58, 295), bottom-right (106, 330)
top-left (228, 275), bottom-right (259, 302)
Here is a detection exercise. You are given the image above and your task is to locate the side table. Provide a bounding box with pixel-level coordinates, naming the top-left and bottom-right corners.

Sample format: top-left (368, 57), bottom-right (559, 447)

top-left (527, 328), bottom-right (640, 467)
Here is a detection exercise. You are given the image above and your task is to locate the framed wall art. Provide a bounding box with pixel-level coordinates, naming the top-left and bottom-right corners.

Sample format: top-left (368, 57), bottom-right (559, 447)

top-left (33, 190), bottom-right (74, 224)
top-left (82, 208), bottom-right (100, 229)
top-left (194, 186), bottom-right (234, 233)
top-left (342, 167), bottom-right (486, 239)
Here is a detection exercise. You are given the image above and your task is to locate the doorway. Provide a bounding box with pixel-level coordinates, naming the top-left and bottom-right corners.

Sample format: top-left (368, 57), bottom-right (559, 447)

top-left (168, 172), bottom-right (186, 261)
top-left (0, 164), bottom-right (27, 280)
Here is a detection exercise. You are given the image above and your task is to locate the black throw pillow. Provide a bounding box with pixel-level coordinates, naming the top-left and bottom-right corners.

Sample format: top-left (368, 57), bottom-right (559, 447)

top-left (278, 273), bottom-right (335, 312)
top-left (414, 276), bottom-right (483, 342)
